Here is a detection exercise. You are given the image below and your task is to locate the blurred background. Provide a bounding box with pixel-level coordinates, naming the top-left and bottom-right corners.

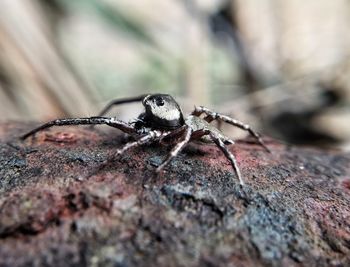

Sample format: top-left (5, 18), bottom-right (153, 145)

top-left (1, 0), bottom-right (350, 150)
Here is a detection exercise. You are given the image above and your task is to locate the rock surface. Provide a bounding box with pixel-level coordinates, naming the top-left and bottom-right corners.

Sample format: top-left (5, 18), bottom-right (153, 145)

top-left (0, 122), bottom-right (350, 267)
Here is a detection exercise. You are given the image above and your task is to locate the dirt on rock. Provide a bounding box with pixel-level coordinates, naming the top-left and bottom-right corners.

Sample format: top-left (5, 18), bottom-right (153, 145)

top-left (0, 122), bottom-right (349, 267)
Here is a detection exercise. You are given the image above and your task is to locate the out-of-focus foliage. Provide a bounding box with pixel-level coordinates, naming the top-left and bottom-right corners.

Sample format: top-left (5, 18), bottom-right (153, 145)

top-left (61, 0), bottom-right (156, 44)
top-left (1, 0), bottom-right (350, 149)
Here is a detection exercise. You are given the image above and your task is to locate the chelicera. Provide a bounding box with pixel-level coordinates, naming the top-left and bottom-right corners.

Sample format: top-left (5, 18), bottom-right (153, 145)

top-left (21, 94), bottom-right (270, 185)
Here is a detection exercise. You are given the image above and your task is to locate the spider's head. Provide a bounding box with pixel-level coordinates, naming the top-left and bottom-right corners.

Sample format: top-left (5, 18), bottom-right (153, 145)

top-left (142, 94), bottom-right (184, 129)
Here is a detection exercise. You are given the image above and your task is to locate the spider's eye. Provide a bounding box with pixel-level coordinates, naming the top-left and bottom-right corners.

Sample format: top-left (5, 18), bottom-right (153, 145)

top-left (155, 98), bottom-right (164, 106)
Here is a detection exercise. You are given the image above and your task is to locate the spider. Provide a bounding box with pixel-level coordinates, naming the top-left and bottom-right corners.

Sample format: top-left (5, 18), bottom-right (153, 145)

top-left (21, 94), bottom-right (270, 185)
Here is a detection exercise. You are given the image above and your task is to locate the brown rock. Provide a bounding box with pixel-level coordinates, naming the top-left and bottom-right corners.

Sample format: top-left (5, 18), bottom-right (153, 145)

top-left (0, 122), bottom-right (349, 267)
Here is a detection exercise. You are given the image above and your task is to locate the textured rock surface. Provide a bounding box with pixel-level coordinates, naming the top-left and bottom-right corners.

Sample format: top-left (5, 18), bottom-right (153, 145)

top-left (0, 122), bottom-right (350, 267)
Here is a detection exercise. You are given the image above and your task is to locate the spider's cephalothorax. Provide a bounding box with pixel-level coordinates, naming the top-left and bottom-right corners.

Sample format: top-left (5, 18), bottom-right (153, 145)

top-left (141, 94), bottom-right (184, 130)
top-left (21, 94), bottom-right (270, 185)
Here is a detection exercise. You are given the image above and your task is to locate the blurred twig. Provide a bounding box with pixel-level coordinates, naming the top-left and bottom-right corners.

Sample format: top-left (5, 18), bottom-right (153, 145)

top-left (0, 0), bottom-right (93, 119)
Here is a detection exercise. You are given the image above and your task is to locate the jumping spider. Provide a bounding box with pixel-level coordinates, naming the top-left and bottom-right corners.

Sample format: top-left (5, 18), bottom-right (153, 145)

top-left (21, 94), bottom-right (270, 185)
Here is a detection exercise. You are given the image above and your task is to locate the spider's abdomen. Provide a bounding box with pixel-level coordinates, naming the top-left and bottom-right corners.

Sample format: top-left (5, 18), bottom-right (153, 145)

top-left (185, 115), bottom-right (210, 132)
top-left (185, 115), bottom-right (233, 143)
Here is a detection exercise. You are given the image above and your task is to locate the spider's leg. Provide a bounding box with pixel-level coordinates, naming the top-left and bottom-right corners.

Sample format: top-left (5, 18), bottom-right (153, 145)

top-left (97, 94), bottom-right (148, 116)
top-left (201, 114), bottom-right (224, 131)
top-left (158, 125), bottom-right (187, 145)
top-left (156, 127), bottom-right (193, 172)
top-left (209, 133), bottom-right (244, 185)
top-left (86, 130), bottom-right (164, 178)
top-left (116, 130), bottom-right (163, 155)
top-left (20, 117), bottom-right (135, 140)
top-left (97, 130), bottom-right (174, 173)
top-left (193, 106), bottom-right (270, 153)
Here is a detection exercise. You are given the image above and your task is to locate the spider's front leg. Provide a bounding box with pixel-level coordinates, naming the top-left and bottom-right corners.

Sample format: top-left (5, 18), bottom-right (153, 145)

top-left (84, 129), bottom-right (167, 178)
top-left (192, 106), bottom-right (270, 153)
top-left (20, 117), bottom-right (135, 140)
top-left (96, 94), bottom-right (148, 117)
top-left (115, 130), bottom-right (165, 155)
top-left (88, 95), bottom-right (148, 129)
top-left (156, 127), bottom-right (193, 173)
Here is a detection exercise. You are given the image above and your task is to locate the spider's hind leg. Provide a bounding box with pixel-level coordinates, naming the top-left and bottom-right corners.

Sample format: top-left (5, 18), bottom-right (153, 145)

top-left (209, 133), bottom-right (244, 185)
top-left (192, 106), bottom-right (270, 153)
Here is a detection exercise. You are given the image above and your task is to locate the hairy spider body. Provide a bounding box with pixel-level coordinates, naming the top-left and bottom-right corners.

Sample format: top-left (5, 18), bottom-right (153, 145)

top-left (21, 94), bottom-right (269, 185)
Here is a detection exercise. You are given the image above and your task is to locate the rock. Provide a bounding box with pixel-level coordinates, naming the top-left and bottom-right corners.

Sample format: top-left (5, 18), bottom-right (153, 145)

top-left (0, 122), bottom-right (349, 267)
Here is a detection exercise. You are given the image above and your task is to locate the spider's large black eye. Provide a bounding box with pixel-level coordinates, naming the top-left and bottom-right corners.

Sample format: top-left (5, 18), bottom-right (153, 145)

top-left (155, 97), bottom-right (164, 106)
